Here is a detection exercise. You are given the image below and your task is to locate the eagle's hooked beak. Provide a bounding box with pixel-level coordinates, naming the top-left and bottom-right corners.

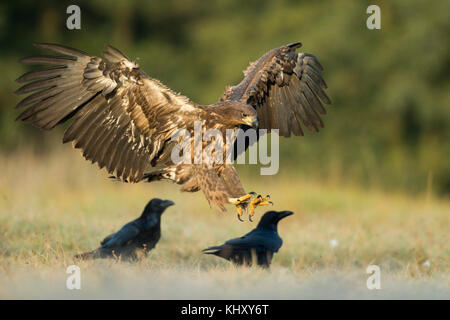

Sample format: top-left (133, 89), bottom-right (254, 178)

top-left (243, 115), bottom-right (259, 128)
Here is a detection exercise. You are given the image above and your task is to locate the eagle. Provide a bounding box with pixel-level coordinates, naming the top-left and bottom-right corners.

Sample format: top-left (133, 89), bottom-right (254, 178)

top-left (14, 42), bottom-right (330, 221)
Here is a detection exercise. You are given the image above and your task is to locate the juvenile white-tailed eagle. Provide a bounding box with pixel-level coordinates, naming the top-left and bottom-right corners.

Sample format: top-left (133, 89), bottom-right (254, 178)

top-left (15, 42), bottom-right (330, 221)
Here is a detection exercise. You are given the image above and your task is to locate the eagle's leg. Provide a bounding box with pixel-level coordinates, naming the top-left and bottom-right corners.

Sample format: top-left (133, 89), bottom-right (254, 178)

top-left (249, 195), bottom-right (273, 222)
top-left (230, 193), bottom-right (273, 221)
top-left (230, 192), bottom-right (256, 222)
top-left (236, 203), bottom-right (246, 222)
top-left (236, 192), bottom-right (256, 203)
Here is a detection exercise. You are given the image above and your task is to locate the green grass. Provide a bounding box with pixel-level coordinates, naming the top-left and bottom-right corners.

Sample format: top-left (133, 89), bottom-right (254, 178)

top-left (0, 145), bottom-right (449, 299)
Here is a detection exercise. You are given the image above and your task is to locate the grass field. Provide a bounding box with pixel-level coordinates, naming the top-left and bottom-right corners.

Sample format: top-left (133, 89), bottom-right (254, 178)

top-left (0, 144), bottom-right (449, 299)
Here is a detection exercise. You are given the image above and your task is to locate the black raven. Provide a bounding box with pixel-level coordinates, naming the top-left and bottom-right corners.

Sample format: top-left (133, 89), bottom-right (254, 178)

top-left (75, 198), bottom-right (174, 261)
top-left (202, 210), bottom-right (293, 267)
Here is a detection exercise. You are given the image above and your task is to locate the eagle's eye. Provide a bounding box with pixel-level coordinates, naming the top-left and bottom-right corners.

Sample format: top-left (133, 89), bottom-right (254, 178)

top-left (241, 112), bottom-right (248, 117)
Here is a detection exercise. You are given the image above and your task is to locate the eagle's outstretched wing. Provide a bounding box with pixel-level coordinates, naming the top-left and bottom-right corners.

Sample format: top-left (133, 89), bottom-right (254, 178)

top-left (221, 42), bottom-right (331, 137)
top-left (15, 43), bottom-right (201, 182)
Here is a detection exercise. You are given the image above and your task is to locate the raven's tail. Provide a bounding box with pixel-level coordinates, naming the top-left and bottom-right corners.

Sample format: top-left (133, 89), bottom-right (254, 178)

top-left (201, 246), bottom-right (223, 255)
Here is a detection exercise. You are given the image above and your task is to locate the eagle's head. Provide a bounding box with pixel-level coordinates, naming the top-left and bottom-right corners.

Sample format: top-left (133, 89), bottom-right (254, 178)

top-left (213, 102), bottom-right (258, 128)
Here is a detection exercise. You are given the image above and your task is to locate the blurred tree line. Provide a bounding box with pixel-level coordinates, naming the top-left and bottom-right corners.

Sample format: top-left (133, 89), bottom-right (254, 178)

top-left (0, 0), bottom-right (449, 196)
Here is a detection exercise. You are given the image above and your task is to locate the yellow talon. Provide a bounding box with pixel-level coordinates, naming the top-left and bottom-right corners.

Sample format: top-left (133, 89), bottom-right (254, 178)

top-left (249, 195), bottom-right (273, 221)
top-left (231, 192), bottom-right (270, 222)
top-left (236, 203), bottom-right (246, 222)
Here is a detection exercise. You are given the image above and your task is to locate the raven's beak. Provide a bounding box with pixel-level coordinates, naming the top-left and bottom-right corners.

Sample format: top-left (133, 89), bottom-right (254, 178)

top-left (243, 115), bottom-right (259, 128)
top-left (277, 211), bottom-right (293, 221)
top-left (162, 200), bottom-right (175, 207)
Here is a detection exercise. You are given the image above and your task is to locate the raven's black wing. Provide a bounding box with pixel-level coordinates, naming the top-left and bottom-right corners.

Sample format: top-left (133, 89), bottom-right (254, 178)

top-left (100, 221), bottom-right (141, 248)
top-left (203, 229), bottom-right (282, 256)
top-left (225, 231), bottom-right (282, 253)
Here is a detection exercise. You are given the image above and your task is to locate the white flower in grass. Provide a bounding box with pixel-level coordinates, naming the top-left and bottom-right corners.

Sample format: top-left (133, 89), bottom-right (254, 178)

top-left (329, 239), bottom-right (339, 248)
top-left (423, 260), bottom-right (430, 268)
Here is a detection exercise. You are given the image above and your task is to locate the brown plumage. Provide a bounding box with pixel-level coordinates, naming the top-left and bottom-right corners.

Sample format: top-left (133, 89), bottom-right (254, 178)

top-left (14, 42), bottom-right (330, 217)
